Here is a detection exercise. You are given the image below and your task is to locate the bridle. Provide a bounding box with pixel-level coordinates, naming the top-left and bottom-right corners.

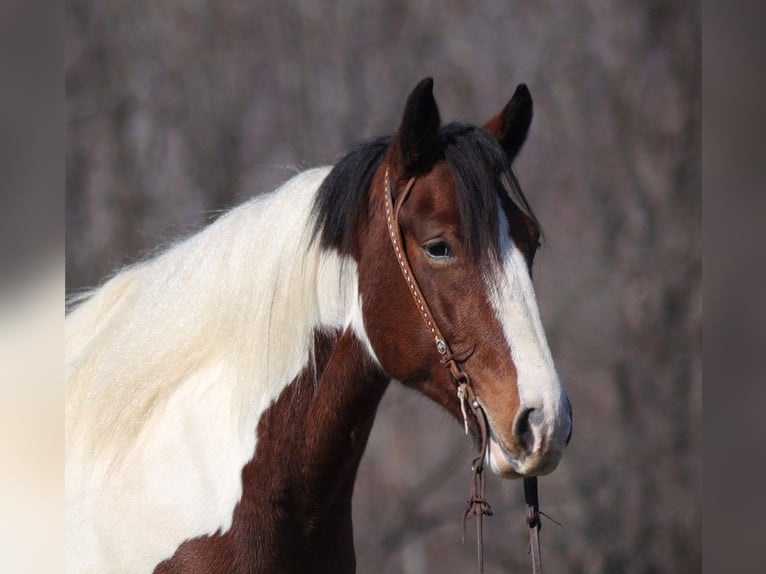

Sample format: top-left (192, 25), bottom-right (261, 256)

top-left (383, 168), bottom-right (544, 574)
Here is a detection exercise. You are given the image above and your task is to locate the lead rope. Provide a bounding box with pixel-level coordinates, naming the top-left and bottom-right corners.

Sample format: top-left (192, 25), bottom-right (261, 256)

top-left (383, 168), bottom-right (540, 574)
top-left (524, 477), bottom-right (543, 574)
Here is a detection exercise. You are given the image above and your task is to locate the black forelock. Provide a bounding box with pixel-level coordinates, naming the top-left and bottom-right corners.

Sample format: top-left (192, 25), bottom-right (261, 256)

top-left (311, 123), bottom-right (539, 268)
top-left (441, 123), bottom-right (508, 265)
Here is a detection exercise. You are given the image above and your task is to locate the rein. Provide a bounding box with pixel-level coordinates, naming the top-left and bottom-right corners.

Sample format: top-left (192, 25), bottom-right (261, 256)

top-left (383, 169), bottom-right (544, 574)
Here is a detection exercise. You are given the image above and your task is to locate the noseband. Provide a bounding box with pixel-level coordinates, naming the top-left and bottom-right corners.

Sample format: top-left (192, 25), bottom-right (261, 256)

top-left (383, 168), bottom-right (544, 574)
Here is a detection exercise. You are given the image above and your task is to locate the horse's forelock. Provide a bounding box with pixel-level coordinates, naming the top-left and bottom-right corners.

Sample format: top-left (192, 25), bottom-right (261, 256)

top-left (313, 124), bottom-right (536, 276)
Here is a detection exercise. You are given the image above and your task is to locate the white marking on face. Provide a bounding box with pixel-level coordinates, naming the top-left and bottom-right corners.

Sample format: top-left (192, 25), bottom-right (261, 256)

top-left (485, 206), bottom-right (571, 475)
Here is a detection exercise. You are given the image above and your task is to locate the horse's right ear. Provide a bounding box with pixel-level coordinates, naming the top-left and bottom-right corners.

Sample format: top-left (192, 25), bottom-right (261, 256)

top-left (483, 83), bottom-right (533, 161)
top-left (391, 77), bottom-right (442, 175)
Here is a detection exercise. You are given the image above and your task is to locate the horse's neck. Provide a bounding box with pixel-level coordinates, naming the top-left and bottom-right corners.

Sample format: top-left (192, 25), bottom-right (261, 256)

top-left (156, 328), bottom-right (389, 573)
top-left (252, 329), bottom-right (389, 531)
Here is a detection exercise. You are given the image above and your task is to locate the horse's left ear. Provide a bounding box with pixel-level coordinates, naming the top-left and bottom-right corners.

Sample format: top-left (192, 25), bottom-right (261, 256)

top-left (483, 83), bottom-right (533, 161)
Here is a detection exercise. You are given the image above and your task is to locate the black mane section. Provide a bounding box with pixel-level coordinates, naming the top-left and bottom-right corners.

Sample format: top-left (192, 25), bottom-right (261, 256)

top-left (312, 136), bottom-right (391, 253)
top-left (312, 124), bottom-right (539, 268)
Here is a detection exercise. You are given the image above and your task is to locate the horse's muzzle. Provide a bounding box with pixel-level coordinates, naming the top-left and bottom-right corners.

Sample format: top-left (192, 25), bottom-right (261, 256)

top-left (486, 395), bottom-right (573, 478)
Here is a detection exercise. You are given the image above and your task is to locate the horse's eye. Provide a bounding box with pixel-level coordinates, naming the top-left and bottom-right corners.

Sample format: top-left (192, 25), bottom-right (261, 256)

top-left (423, 240), bottom-right (453, 261)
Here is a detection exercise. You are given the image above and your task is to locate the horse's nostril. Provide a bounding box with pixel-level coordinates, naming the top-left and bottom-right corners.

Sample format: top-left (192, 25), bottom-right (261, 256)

top-left (514, 407), bottom-right (540, 454)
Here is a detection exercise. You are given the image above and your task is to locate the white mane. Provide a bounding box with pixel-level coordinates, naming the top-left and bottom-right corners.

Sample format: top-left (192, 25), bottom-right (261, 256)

top-left (65, 167), bottom-right (365, 572)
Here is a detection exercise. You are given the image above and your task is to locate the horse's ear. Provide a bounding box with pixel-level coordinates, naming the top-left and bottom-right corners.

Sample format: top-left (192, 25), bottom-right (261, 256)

top-left (483, 83), bottom-right (533, 161)
top-left (392, 77), bottom-right (441, 175)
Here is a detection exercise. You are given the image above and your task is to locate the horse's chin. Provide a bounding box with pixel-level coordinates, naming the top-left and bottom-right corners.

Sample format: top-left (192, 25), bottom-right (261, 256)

top-left (486, 436), bottom-right (561, 479)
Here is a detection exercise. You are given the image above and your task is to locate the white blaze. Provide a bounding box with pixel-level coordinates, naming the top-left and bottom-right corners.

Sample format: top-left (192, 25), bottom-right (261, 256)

top-left (486, 207), bottom-right (570, 468)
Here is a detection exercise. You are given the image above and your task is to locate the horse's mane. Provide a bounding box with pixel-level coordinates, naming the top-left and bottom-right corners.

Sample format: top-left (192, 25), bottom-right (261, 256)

top-left (312, 123), bottom-right (539, 272)
top-left (66, 125), bottom-right (540, 463)
top-left (66, 167), bottom-right (352, 461)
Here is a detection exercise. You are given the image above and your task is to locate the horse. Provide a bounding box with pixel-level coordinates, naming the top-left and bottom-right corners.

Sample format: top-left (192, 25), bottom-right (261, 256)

top-left (65, 77), bottom-right (572, 573)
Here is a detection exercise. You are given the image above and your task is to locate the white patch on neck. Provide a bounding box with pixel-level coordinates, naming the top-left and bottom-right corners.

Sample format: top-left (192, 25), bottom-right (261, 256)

top-left (347, 292), bottom-right (381, 368)
top-left (65, 167), bottom-right (370, 573)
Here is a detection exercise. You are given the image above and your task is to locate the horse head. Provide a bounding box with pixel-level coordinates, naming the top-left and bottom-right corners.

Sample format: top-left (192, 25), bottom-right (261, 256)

top-left (353, 78), bottom-right (572, 478)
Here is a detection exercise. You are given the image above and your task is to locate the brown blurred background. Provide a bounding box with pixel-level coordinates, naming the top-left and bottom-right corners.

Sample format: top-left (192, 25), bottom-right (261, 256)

top-left (66, 1), bottom-right (700, 572)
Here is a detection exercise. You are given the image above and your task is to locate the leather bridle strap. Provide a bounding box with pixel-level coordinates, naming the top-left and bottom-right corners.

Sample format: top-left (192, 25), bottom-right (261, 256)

top-left (383, 168), bottom-right (482, 429)
top-left (384, 172), bottom-right (447, 357)
top-left (384, 168), bottom-right (492, 573)
top-left (383, 168), bottom-right (544, 574)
